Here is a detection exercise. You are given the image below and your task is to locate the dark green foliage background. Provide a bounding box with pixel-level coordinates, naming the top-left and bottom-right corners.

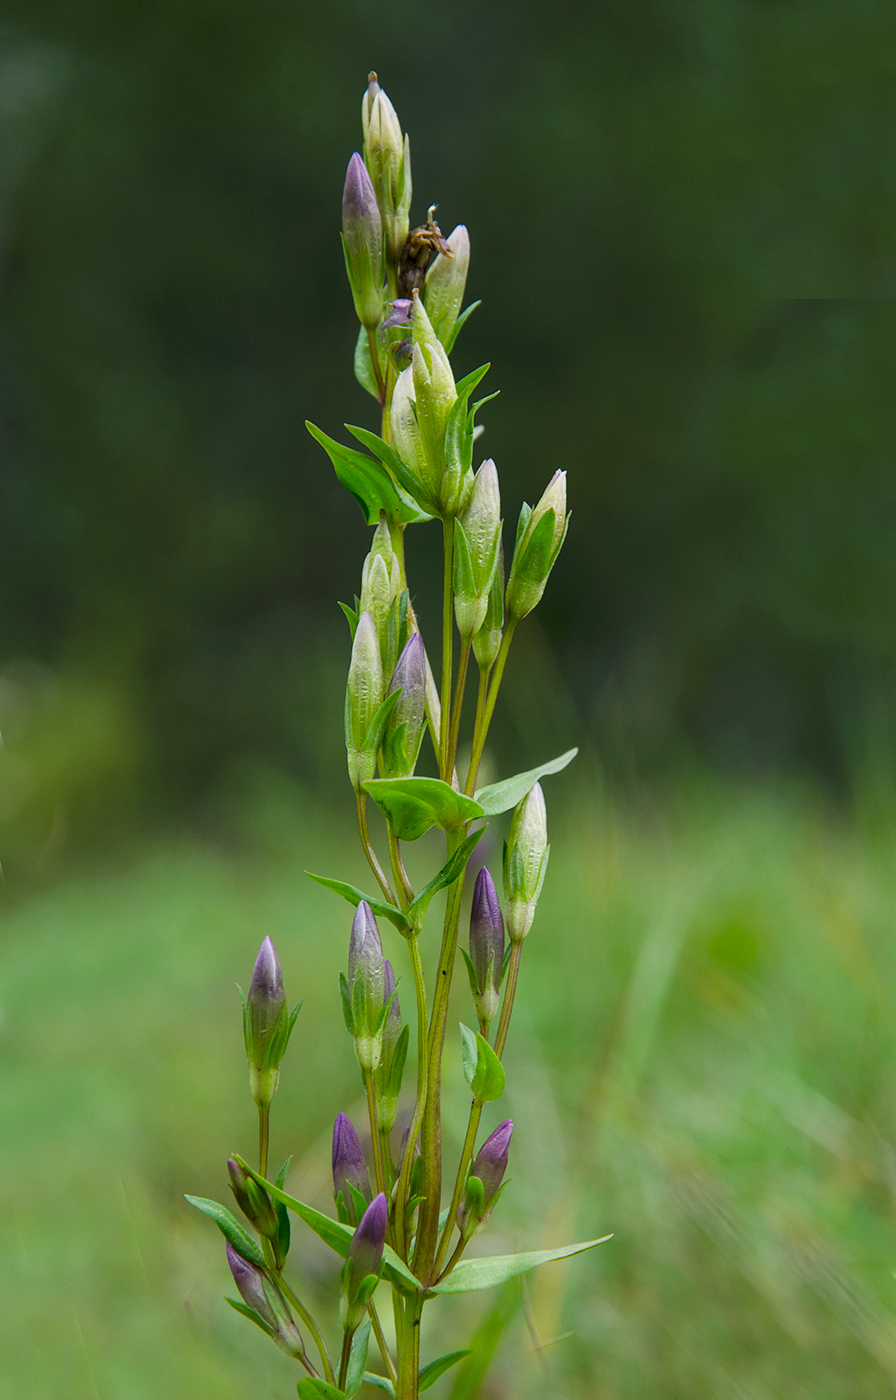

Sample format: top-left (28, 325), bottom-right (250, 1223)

top-left (1, 0), bottom-right (894, 818)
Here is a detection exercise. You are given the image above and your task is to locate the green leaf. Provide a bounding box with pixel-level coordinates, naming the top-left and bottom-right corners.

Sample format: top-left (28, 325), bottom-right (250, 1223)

top-left (428, 1236), bottom-right (612, 1295)
top-left (305, 872), bottom-right (410, 935)
top-left (445, 300), bottom-right (481, 354)
top-left (230, 1157), bottom-right (420, 1293)
top-left (454, 363), bottom-right (490, 399)
top-left (184, 1196), bottom-right (265, 1267)
top-left (474, 748), bottom-right (578, 817)
top-left (362, 1375), bottom-right (395, 1396)
top-left (345, 1318), bottom-right (371, 1397)
top-left (460, 1024), bottom-right (505, 1103)
top-left (406, 829), bottom-right (484, 927)
top-left (297, 1380), bottom-right (346, 1400)
top-left (345, 424), bottom-right (436, 519)
top-left (363, 777), bottom-right (484, 842)
top-left (307, 420), bottom-right (428, 527)
top-left (225, 1296), bottom-right (274, 1335)
top-left (353, 324), bottom-right (382, 402)
top-left (419, 1350), bottom-right (472, 1391)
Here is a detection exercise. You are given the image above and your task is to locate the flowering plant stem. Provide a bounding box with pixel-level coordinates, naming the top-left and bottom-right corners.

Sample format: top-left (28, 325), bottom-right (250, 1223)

top-left (186, 71), bottom-right (605, 1400)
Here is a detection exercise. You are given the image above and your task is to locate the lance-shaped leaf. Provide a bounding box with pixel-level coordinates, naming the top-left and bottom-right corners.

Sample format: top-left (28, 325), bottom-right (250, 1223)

top-left (418, 1351), bottom-right (472, 1391)
top-left (362, 1376), bottom-right (395, 1397)
top-left (230, 1156), bottom-right (420, 1292)
top-left (345, 1318), bottom-right (371, 1398)
top-left (345, 423), bottom-right (435, 514)
top-left (460, 1024), bottom-right (505, 1103)
top-left (474, 747), bottom-right (578, 817)
top-left (353, 324), bottom-right (387, 403)
top-left (297, 1381), bottom-right (347, 1400)
top-left (406, 829), bottom-right (484, 928)
top-left (184, 1196), bottom-right (266, 1267)
top-left (363, 776), bottom-right (484, 841)
top-left (306, 421), bottom-right (429, 527)
top-left (305, 872), bottom-right (410, 935)
top-left (428, 1236), bottom-right (612, 1295)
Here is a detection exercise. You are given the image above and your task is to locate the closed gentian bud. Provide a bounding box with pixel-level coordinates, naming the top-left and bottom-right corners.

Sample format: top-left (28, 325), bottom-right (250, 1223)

top-left (226, 1242), bottom-right (305, 1358)
top-left (375, 958), bottom-right (408, 1133)
top-left (468, 867), bottom-right (505, 1034)
top-left (342, 153), bottom-right (384, 331)
top-left (347, 900), bottom-right (386, 1070)
top-left (332, 1112), bottom-right (372, 1225)
top-left (505, 470), bottom-right (569, 621)
top-left (503, 782), bottom-right (549, 943)
top-left (240, 937), bottom-right (300, 1109)
top-left (454, 458), bottom-right (502, 639)
top-left (227, 1158), bottom-right (278, 1239)
top-left (341, 1192), bottom-right (388, 1330)
top-left (423, 223), bottom-right (470, 348)
top-left (456, 1120), bottom-right (513, 1238)
top-left (472, 536), bottom-right (505, 671)
top-left (345, 610), bottom-right (385, 792)
top-left (361, 75), bottom-right (411, 267)
top-left (360, 522), bottom-right (404, 673)
top-left (383, 633), bottom-right (426, 777)
top-left (390, 362), bottom-right (436, 513)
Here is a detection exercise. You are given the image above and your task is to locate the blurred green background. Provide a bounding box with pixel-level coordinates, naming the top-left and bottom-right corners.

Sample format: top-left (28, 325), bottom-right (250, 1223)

top-left (2, 1), bottom-right (896, 1396)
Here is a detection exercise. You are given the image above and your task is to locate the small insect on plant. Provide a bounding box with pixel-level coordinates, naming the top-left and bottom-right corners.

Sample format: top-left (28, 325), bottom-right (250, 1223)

top-left (187, 71), bottom-right (609, 1400)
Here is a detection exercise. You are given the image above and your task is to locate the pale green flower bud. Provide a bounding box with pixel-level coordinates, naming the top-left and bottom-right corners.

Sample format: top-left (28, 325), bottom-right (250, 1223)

top-left (423, 223), bottom-right (470, 347)
top-left (503, 782), bottom-right (550, 942)
top-left (361, 74), bottom-right (411, 268)
top-left (342, 153), bottom-right (384, 331)
top-left (390, 363), bottom-right (436, 512)
top-left (505, 470), bottom-right (568, 621)
top-left (454, 458), bottom-right (502, 638)
top-left (472, 537), bottom-right (505, 671)
top-left (345, 611), bottom-right (384, 791)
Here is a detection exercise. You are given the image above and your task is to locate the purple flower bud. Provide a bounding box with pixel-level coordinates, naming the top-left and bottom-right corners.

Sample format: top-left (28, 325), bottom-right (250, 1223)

top-left (227, 1158), bottom-right (279, 1238)
top-left (346, 1191), bottom-right (388, 1298)
top-left (457, 1120), bottom-right (513, 1237)
top-left (247, 937), bottom-right (285, 1068)
top-left (469, 867), bottom-right (504, 1031)
top-left (348, 900), bottom-right (384, 989)
top-left (226, 1241), bottom-right (278, 1330)
top-left (383, 297), bottom-right (413, 327)
top-left (332, 1112), bottom-right (371, 1223)
top-left (342, 153), bottom-right (384, 331)
top-left (385, 633), bottom-right (426, 777)
top-left (348, 901), bottom-right (386, 1070)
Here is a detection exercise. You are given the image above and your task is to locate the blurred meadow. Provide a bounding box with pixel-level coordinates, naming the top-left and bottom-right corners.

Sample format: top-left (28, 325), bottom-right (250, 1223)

top-left (2, 1), bottom-right (896, 1396)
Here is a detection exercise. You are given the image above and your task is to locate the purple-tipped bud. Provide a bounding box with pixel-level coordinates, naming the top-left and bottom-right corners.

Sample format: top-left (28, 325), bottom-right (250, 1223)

top-left (457, 1120), bottom-right (513, 1237)
top-left (227, 1158), bottom-right (278, 1238)
top-left (384, 633), bottom-right (426, 777)
top-left (469, 867), bottom-right (505, 1033)
top-left (248, 937), bottom-right (285, 1054)
top-left (342, 153), bottom-right (384, 331)
top-left (346, 1192), bottom-right (388, 1294)
top-left (348, 901), bottom-right (386, 1070)
top-left (226, 1241), bottom-right (278, 1330)
top-left (332, 1112), bottom-right (372, 1224)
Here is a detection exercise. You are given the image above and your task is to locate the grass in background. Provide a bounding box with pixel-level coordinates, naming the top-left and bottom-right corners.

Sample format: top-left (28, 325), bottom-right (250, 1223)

top-left (3, 766), bottom-right (896, 1398)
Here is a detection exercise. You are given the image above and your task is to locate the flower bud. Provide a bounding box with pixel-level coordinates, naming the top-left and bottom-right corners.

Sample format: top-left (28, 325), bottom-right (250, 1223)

top-left (412, 298), bottom-right (460, 510)
top-left (375, 958), bottom-right (408, 1133)
top-left (342, 153), bottom-right (384, 331)
top-left (227, 1158), bottom-right (279, 1239)
top-left (456, 1120), bottom-right (513, 1237)
top-left (423, 224), bottom-right (470, 347)
top-left (383, 633), bottom-right (426, 777)
top-left (505, 470), bottom-right (568, 621)
top-left (359, 521), bottom-right (404, 674)
top-left (454, 459), bottom-right (502, 639)
top-left (361, 75), bottom-right (411, 267)
top-left (226, 1242), bottom-right (305, 1358)
top-left (348, 900), bottom-right (386, 1071)
top-left (342, 1192), bottom-right (388, 1329)
top-left (468, 867), bottom-right (505, 1033)
top-left (503, 782), bottom-right (549, 943)
top-left (472, 537), bottom-right (505, 671)
top-left (345, 610), bottom-right (385, 792)
top-left (242, 937), bottom-right (300, 1108)
top-left (332, 1112), bottom-right (372, 1225)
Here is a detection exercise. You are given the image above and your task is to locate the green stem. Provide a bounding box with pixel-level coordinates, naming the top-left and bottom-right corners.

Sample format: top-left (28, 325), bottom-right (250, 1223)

top-left (396, 1292), bottom-right (423, 1400)
top-left (357, 793), bottom-right (398, 906)
top-left (275, 1274), bottom-right (335, 1385)
top-left (394, 931), bottom-right (428, 1258)
top-left (339, 1328), bottom-right (354, 1391)
top-left (414, 832), bottom-right (466, 1278)
top-left (439, 517), bottom-right (455, 781)
top-left (367, 327), bottom-right (385, 403)
top-left (369, 1300), bottom-right (398, 1387)
top-left (464, 622), bottom-right (516, 796)
top-left (493, 941), bottom-right (523, 1060)
top-left (364, 1068), bottom-right (389, 1202)
top-left (432, 1098), bottom-right (482, 1279)
top-left (258, 1104), bottom-right (269, 1180)
top-left (388, 826), bottom-right (414, 910)
top-left (446, 635), bottom-right (472, 782)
